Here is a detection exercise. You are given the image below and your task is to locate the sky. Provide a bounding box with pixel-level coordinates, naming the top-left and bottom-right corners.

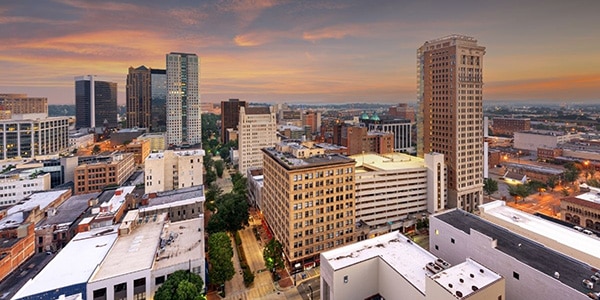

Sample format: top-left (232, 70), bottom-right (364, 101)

top-left (0, 0), bottom-right (599, 105)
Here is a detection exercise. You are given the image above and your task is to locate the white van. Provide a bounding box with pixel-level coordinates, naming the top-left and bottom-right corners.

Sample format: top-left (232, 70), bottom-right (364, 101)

top-left (574, 226), bottom-right (583, 232)
top-left (583, 229), bottom-right (594, 235)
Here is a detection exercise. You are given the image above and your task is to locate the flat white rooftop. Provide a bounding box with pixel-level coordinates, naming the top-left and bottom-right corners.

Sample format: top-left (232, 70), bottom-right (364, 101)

top-left (7, 189), bottom-right (70, 215)
top-left (13, 226), bottom-right (119, 299)
top-left (480, 201), bottom-right (600, 261)
top-left (154, 217), bottom-right (203, 270)
top-left (350, 152), bottom-right (424, 173)
top-left (90, 213), bottom-right (166, 282)
top-left (430, 258), bottom-right (501, 298)
top-left (322, 231), bottom-right (437, 293)
top-left (574, 186), bottom-right (600, 204)
top-left (100, 186), bottom-right (135, 214)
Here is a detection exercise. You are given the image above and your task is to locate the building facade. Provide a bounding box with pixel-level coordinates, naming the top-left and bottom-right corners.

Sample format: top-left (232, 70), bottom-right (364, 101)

top-left (387, 103), bottom-right (415, 122)
top-left (74, 153), bottom-right (135, 195)
top-left (0, 117), bottom-right (69, 160)
top-left (262, 141), bottom-right (356, 272)
top-left (220, 99), bottom-right (247, 144)
top-left (166, 53), bottom-right (200, 146)
top-left (0, 171), bottom-right (51, 207)
top-left (75, 76), bottom-right (118, 129)
top-left (122, 140), bottom-right (150, 165)
top-left (417, 35), bottom-right (485, 212)
top-left (562, 188), bottom-right (600, 232)
top-left (513, 130), bottom-right (580, 151)
top-left (341, 126), bottom-right (394, 156)
top-left (137, 132), bottom-right (166, 151)
top-left (365, 117), bottom-right (412, 152)
top-left (126, 66), bottom-right (152, 129)
top-left (0, 94), bottom-right (48, 120)
top-left (320, 232), bottom-right (504, 300)
top-left (492, 118), bottom-right (530, 136)
top-left (351, 152), bottom-right (446, 240)
top-left (151, 69), bottom-right (167, 133)
top-left (144, 150), bottom-right (204, 194)
top-left (238, 106), bottom-right (277, 175)
top-left (430, 209), bottom-right (598, 300)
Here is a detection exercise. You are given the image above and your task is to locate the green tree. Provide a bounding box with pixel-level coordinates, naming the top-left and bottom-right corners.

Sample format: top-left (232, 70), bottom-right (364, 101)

top-left (231, 172), bottom-right (247, 196)
top-left (203, 153), bottom-right (214, 171)
top-left (205, 169), bottom-right (217, 186)
top-left (215, 160), bottom-right (225, 178)
top-left (546, 175), bottom-right (558, 190)
top-left (205, 183), bottom-right (222, 212)
top-left (527, 180), bottom-right (546, 193)
top-left (92, 144), bottom-right (101, 155)
top-left (207, 193), bottom-right (249, 234)
top-left (154, 270), bottom-right (205, 300)
top-left (208, 232), bottom-right (235, 286)
top-left (483, 178), bottom-right (498, 200)
top-left (263, 238), bottom-right (284, 271)
top-left (508, 184), bottom-right (531, 202)
top-left (563, 168), bottom-right (580, 186)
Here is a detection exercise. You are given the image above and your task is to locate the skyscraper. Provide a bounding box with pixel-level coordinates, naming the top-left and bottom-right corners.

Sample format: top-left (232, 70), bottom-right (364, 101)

top-left (220, 98), bottom-right (246, 143)
top-left (75, 75), bottom-right (118, 129)
top-left (166, 53), bottom-right (200, 146)
top-left (126, 66), bottom-right (151, 129)
top-left (417, 35), bottom-right (485, 212)
top-left (151, 69), bottom-right (167, 133)
top-left (238, 106), bottom-right (277, 175)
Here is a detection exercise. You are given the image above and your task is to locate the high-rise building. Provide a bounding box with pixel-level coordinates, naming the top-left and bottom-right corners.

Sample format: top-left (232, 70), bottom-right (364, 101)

top-left (126, 66), bottom-right (151, 129)
top-left (151, 69), bottom-right (167, 132)
top-left (417, 35), bottom-right (485, 211)
top-left (262, 141), bottom-right (356, 273)
top-left (0, 117), bottom-right (69, 159)
top-left (0, 94), bottom-right (48, 120)
top-left (166, 53), bottom-right (200, 146)
top-left (220, 98), bottom-right (247, 143)
top-left (75, 75), bottom-right (118, 129)
top-left (238, 106), bottom-right (277, 175)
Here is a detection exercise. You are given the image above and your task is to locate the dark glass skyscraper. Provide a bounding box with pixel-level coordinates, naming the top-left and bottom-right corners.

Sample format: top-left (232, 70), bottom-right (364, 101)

top-left (151, 69), bottom-right (167, 132)
top-left (75, 75), bottom-right (118, 129)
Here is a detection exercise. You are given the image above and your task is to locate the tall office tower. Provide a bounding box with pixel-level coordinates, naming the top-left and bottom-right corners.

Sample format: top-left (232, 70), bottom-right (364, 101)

top-left (417, 35), bottom-right (485, 212)
top-left (220, 98), bottom-right (247, 143)
top-left (238, 106), bottom-right (277, 175)
top-left (126, 66), bottom-right (151, 129)
top-left (166, 53), bottom-right (200, 146)
top-left (151, 69), bottom-right (167, 132)
top-left (75, 75), bottom-right (118, 129)
top-left (262, 140), bottom-right (356, 273)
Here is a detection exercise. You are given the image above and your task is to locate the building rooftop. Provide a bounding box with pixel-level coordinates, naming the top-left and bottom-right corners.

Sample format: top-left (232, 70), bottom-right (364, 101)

top-left (278, 124), bottom-right (304, 131)
top-left (480, 201), bottom-right (600, 263)
top-left (504, 162), bottom-right (564, 175)
top-left (12, 226), bottom-right (119, 299)
top-left (154, 217), bottom-right (203, 270)
top-left (37, 192), bottom-right (100, 228)
top-left (434, 209), bottom-right (597, 295)
top-left (350, 152), bottom-right (424, 173)
top-left (562, 186), bottom-right (600, 208)
top-left (263, 147), bottom-right (355, 170)
top-left (90, 213), bottom-right (166, 282)
top-left (314, 143), bottom-right (347, 151)
top-left (321, 231), bottom-right (438, 294)
top-left (430, 258), bottom-right (502, 299)
top-left (100, 186), bottom-right (135, 215)
top-left (6, 189), bottom-right (70, 216)
top-left (245, 107), bottom-right (271, 115)
top-left (517, 130), bottom-right (577, 137)
top-left (143, 186), bottom-right (204, 206)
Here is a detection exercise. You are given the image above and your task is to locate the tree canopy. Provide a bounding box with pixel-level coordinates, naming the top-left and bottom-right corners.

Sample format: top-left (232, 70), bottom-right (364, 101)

top-left (207, 193), bottom-right (249, 234)
top-left (483, 178), bottom-right (498, 198)
top-left (263, 238), bottom-right (284, 271)
top-left (154, 270), bottom-right (205, 300)
top-left (208, 232), bottom-right (235, 286)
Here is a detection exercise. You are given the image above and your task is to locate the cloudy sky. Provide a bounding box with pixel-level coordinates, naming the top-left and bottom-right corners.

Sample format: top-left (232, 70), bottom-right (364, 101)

top-left (1, 0), bottom-right (599, 105)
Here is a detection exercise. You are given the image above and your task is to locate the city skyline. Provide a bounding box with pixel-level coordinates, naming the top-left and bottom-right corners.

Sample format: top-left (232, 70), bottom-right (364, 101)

top-left (1, 0), bottom-right (599, 105)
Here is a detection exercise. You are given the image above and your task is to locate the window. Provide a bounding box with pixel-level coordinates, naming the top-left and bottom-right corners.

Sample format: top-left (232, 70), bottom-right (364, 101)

top-left (114, 282), bottom-right (127, 300)
top-left (513, 271), bottom-right (519, 280)
top-left (435, 245), bottom-right (439, 250)
top-left (155, 275), bottom-right (165, 285)
top-left (451, 238), bottom-right (455, 244)
top-left (344, 275), bottom-right (348, 283)
top-left (93, 288), bottom-right (107, 300)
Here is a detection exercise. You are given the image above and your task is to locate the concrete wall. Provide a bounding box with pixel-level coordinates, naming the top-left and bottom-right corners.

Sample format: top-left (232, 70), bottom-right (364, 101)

top-left (429, 216), bottom-right (589, 300)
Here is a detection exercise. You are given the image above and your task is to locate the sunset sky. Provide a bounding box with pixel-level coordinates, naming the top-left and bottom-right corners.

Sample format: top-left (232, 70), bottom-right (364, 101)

top-left (1, 0), bottom-right (599, 105)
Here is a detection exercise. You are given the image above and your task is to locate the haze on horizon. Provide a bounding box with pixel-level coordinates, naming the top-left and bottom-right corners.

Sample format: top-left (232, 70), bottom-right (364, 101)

top-left (1, 0), bottom-right (599, 105)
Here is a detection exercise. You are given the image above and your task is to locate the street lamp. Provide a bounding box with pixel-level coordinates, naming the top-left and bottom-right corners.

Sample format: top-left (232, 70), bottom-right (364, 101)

top-left (308, 284), bottom-right (314, 300)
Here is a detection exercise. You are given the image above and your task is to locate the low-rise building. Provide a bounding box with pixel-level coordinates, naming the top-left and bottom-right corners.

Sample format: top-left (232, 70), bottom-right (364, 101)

top-left (0, 170), bottom-right (51, 207)
top-left (69, 131), bottom-right (94, 150)
top-left (503, 162), bottom-right (564, 183)
top-left (342, 126), bottom-right (394, 155)
top-left (74, 153), bottom-right (135, 195)
top-left (137, 132), bottom-right (166, 151)
top-left (15, 155), bottom-right (78, 189)
top-left (492, 117), bottom-right (530, 136)
top-left (430, 209), bottom-right (600, 300)
top-left (514, 130), bottom-right (580, 152)
top-left (320, 231), bottom-right (504, 300)
top-left (481, 200), bottom-right (600, 268)
top-left (87, 186), bottom-right (136, 229)
top-left (86, 211), bottom-right (205, 300)
top-left (139, 186), bottom-right (204, 222)
top-left (35, 192), bottom-right (100, 253)
top-left (122, 139), bottom-right (150, 165)
top-left (13, 225), bottom-right (119, 300)
top-left (351, 152), bottom-right (445, 240)
top-left (562, 186), bottom-right (600, 232)
top-left (144, 150), bottom-right (204, 194)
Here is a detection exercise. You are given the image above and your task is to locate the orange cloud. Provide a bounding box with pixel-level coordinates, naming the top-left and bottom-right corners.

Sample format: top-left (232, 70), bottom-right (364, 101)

top-left (486, 74), bottom-right (600, 100)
